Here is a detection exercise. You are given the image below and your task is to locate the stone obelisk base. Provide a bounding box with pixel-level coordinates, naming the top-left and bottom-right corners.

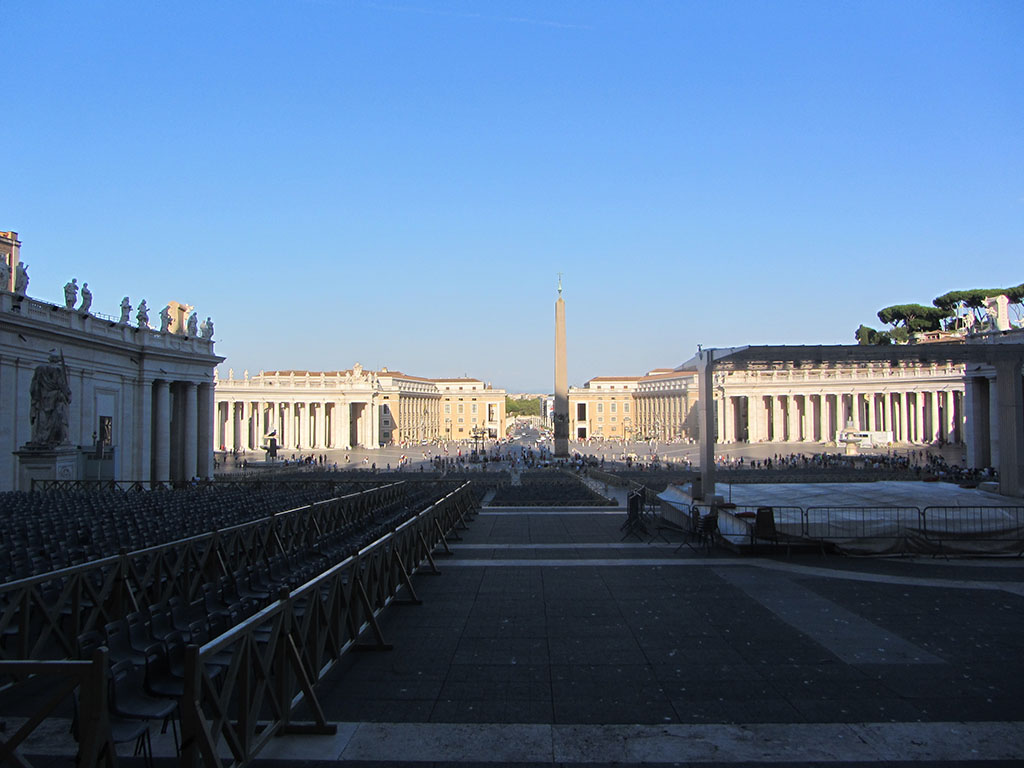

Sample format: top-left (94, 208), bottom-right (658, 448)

top-left (14, 445), bottom-right (79, 490)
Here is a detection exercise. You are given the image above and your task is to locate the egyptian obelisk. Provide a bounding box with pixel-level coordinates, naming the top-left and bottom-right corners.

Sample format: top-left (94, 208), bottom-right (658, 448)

top-left (554, 275), bottom-right (569, 457)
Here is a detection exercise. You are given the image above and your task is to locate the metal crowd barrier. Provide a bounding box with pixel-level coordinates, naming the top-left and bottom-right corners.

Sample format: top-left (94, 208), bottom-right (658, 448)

top-left (0, 483), bottom-right (408, 661)
top-left (921, 506), bottom-right (1024, 556)
top-left (179, 482), bottom-right (477, 768)
top-left (803, 506), bottom-right (923, 553)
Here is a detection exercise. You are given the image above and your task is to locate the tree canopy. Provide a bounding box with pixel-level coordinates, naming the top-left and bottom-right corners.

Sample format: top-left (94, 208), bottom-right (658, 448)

top-left (856, 281), bottom-right (1021, 344)
top-left (876, 303), bottom-right (950, 332)
top-left (505, 397), bottom-right (540, 416)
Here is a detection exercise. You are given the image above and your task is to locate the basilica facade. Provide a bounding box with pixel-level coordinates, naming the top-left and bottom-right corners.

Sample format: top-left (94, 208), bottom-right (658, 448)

top-left (0, 231), bottom-right (222, 489)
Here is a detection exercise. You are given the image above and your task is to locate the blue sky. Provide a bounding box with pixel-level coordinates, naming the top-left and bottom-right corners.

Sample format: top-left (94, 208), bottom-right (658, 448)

top-left (2, 0), bottom-right (1021, 392)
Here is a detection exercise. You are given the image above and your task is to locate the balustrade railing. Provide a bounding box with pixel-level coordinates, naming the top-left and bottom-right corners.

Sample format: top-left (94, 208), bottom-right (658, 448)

top-left (0, 649), bottom-right (114, 768)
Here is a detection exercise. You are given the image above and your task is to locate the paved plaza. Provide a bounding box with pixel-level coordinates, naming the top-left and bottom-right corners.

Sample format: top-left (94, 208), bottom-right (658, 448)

top-left (248, 499), bottom-right (1024, 767)
top-left (13, 485), bottom-right (1024, 767)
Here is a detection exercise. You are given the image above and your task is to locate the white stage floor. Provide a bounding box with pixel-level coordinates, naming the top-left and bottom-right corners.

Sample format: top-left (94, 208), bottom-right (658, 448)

top-left (702, 480), bottom-right (1009, 509)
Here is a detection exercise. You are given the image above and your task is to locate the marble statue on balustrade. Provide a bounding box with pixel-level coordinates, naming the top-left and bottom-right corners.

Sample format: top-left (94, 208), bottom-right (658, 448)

top-left (0, 259), bottom-right (10, 292)
top-left (15, 263), bottom-right (29, 296)
top-left (159, 305), bottom-right (172, 333)
top-left (28, 352), bottom-right (72, 447)
top-left (119, 296), bottom-right (131, 324)
top-left (200, 316), bottom-right (214, 339)
top-left (137, 300), bottom-right (150, 329)
top-left (186, 311), bottom-right (198, 337)
top-left (983, 295), bottom-right (1011, 332)
top-left (79, 283), bottom-right (92, 314)
top-left (64, 279), bottom-right (78, 309)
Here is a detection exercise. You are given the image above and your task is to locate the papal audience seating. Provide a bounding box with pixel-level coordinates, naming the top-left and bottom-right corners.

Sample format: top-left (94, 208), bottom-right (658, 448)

top-left (490, 472), bottom-right (614, 507)
top-left (0, 478), bottom-right (471, 766)
top-left (0, 485), bottom-right (370, 583)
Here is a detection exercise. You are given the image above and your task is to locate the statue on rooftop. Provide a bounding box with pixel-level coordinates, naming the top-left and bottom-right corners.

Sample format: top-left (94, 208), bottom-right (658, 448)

top-left (14, 263), bottom-right (28, 296)
top-left (137, 300), bottom-right (150, 329)
top-left (186, 311), bottom-right (198, 337)
top-left (200, 316), bottom-right (214, 339)
top-left (119, 296), bottom-right (131, 324)
top-left (64, 279), bottom-right (78, 309)
top-left (0, 259), bottom-right (10, 292)
top-left (28, 351), bottom-right (72, 447)
top-left (79, 283), bottom-right (92, 313)
top-left (159, 305), bottom-right (172, 333)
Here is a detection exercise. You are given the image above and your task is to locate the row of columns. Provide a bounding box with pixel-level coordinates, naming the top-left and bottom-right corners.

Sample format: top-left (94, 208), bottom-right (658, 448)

top-left (150, 379), bottom-right (214, 483)
top-left (214, 399), bottom-right (381, 452)
top-left (635, 394), bottom-right (687, 439)
top-left (716, 389), bottom-right (964, 445)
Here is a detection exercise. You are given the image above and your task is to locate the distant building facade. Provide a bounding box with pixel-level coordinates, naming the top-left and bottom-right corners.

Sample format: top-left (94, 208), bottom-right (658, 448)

top-left (568, 360), bottom-right (968, 449)
top-left (213, 367), bottom-right (506, 450)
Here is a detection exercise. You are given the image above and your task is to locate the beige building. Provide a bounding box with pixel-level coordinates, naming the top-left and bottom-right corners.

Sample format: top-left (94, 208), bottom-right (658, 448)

top-left (437, 378), bottom-right (506, 441)
top-left (568, 376), bottom-right (640, 440)
top-left (214, 367), bottom-right (505, 450)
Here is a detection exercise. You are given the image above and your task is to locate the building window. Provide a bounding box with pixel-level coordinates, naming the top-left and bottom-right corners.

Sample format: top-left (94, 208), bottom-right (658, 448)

top-left (623, 402), bottom-right (630, 413)
top-left (597, 402), bottom-right (603, 413)
top-left (458, 417), bottom-right (464, 423)
top-left (471, 403), bottom-right (478, 414)
top-left (444, 403), bottom-right (451, 414)
top-left (458, 403), bottom-right (464, 414)
top-left (610, 402), bottom-right (617, 413)
top-left (611, 416), bottom-right (617, 423)
top-left (598, 416), bottom-right (604, 423)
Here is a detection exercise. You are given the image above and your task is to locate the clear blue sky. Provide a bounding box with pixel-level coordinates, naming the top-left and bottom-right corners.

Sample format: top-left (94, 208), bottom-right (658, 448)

top-left (2, 1), bottom-right (1021, 392)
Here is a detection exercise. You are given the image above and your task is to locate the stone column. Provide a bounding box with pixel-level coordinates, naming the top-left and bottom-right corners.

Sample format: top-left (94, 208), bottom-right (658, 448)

top-left (994, 359), bottom-right (1023, 497)
top-left (153, 380), bottom-right (171, 484)
top-left (718, 395), bottom-right (730, 443)
top-left (818, 394), bottom-right (828, 442)
top-left (988, 377), bottom-right (1000, 467)
top-left (966, 376), bottom-right (991, 468)
top-left (316, 402), bottom-right (326, 448)
top-left (786, 396), bottom-right (799, 442)
top-left (370, 401), bottom-right (381, 448)
top-left (340, 401), bottom-right (351, 449)
top-left (749, 395), bottom-right (764, 442)
top-left (198, 383), bottom-right (214, 478)
top-left (771, 396), bottom-right (784, 442)
top-left (183, 383), bottom-right (198, 481)
top-left (295, 403), bottom-right (304, 448)
top-left (913, 393), bottom-right (924, 444)
top-left (137, 378), bottom-right (153, 484)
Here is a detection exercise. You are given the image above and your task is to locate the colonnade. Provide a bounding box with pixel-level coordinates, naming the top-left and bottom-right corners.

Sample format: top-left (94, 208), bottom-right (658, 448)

top-left (149, 379), bottom-right (215, 482)
top-left (635, 392), bottom-right (689, 440)
top-left (214, 399), bottom-right (380, 452)
top-left (715, 388), bottom-right (964, 445)
top-left (393, 396), bottom-right (441, 443)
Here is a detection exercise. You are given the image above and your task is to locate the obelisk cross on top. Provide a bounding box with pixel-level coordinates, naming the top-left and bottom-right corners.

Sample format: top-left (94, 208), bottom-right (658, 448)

top-left (553, 274), bottom-right (569, 457)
